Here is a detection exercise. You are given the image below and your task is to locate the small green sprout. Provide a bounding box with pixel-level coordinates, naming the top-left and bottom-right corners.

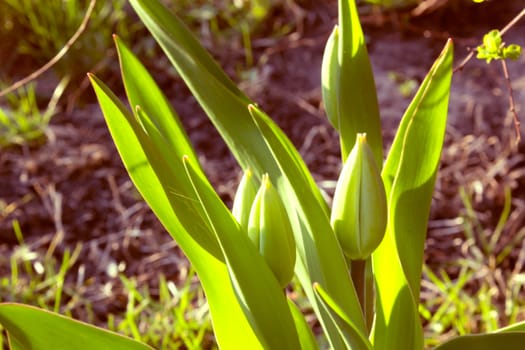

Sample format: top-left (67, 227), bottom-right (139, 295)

top-left (476, 29), bottom-right (522, 63)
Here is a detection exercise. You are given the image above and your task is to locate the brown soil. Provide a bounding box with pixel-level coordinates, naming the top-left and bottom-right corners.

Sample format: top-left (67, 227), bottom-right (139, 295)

top-left (1, 0), bottom-right (525, 343)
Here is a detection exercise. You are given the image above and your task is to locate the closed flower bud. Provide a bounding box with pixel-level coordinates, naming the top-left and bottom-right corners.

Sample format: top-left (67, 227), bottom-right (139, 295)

top-left (330, 133), bottom-right (387, 260)
top-left (321, 25), bottom-right (341, 131)
top-left (232, 168), bottom-right (259, 230)
top-left (248, 174), bottom-right (296, 289)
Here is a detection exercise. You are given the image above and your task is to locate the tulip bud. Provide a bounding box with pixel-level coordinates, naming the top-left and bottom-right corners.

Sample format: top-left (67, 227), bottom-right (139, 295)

top-left (330, 133), bottom-right (387, 260)
top-left (321, 25), bottom-right (341, 131)
top-left (232, 168), bottom-right (259, 230)
top-left (248, 174), bottom-right (296, 289)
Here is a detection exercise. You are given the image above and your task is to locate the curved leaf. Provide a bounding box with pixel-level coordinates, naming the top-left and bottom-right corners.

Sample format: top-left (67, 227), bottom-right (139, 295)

top-left (433, 332), bottom-right (525, 350)
top-left (248, 104), bottom-right (365, 348)
top-left (88, 75), bottom-right (263, 349)
top-left (182, 155), bottom-right (301, 349)
top-left (497, 321), bottom-right (525, 333)
top-left (0, 303), bottom-right (153, 350)
top-left (288, 298), bottom-right (319, 350)
top-left (114, 35), bottom-right (199, 165)
top-left (321, 25), bottom-right (340, 130)
top-left (372, 39), bottom-right (454, 350)
top-left (336, 0), bottom-right (383, 163)
top-left (313, 283), bottom-right (372, 350)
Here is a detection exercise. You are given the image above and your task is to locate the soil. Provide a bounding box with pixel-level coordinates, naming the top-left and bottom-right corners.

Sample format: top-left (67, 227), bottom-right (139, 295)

top-left (1, 0), bottom-right (525, 341)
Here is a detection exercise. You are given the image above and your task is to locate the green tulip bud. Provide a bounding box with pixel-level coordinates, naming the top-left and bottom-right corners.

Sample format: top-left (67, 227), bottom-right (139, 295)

top-left (232, 168), bottom-right (259, 230)
top-left (248, 174), bottom-right (296, 289)
top-left (321, 25), bottom-right (341, 131)
top-left (330, 133), bottom-right (387, 260)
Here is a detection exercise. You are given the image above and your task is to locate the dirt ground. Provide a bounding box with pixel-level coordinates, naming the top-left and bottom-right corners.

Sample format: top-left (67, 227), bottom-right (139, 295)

top-left (1, 0), bottom-right (525, 336)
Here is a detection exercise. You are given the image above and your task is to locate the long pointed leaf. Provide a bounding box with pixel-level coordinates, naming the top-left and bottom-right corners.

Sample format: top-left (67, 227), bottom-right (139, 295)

top-left (88, 75), bottom-right (263, 349)
top-left (288, 299), bottom-right (319, 350)
top-left (497, 320), bottom-right (525, 332)
top-left (336, 0), bottom-right (383, 163)
top-left (0, 303), bottom-right (153, 350)
top-left (182, 156), bottom-right (301, 349)
top-left (114, 35), bottom-right (200, 165)
top-left (433, 332), bottom-right (525, 350)
top-left (372, 39), bottom-right (454, 350)
top-left (313, 283), bottom-right (372, 350)
top-left (88, 74), bottom-right (220, 260)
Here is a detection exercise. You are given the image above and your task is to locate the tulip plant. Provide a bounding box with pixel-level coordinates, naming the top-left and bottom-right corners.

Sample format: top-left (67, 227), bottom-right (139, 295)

top-left (2, 0), bottom-right (525, 349)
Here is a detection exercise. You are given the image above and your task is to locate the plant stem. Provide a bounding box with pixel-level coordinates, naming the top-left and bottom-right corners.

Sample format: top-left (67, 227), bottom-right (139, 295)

top-left (500, 59), bottom-right (521, 143)
top-left (349, 258), bottom-right (374, 332)
top-left (501, 8), bottom-right (525, 37)
top-left (351, 259), bottom-right (367, 325)
top-left (364, 257), bottom-right (374, 332)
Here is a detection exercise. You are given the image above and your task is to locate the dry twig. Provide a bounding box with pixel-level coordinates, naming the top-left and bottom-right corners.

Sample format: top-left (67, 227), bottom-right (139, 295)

top-left (0, 0), bottom-right (97, 98)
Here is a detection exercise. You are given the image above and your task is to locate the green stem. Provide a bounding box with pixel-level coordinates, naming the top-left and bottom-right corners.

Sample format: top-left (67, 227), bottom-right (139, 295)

top-left (350, 259), bottom-right (366, 315)
top-left (350, 258), bottom-right (373, 333)
top-left (364, 257), bottom-right (374, 332)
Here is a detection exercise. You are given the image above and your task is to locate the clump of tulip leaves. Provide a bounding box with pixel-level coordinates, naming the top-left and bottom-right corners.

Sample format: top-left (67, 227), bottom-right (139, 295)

top-left (2, 0), bottom-right (525, 349)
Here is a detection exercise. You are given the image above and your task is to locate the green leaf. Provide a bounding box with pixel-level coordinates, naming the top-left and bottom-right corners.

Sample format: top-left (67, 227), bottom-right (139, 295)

top-left (431, 320), bottom-right (525, 350)
top-left (336, 0), bottom-right (383, 164)
top-left (182, 156), bottom-right (301, 349)
top-left (372, 39), bottom-right (454, 350)
top-left (288, 298), bottom-right (319, 350)
top-left (503, 44), bottom-right (522, 60)
top-left (248, 104), bottom-right (365, 349)
top-left (0, 303), bottom-right (153, 350)
top-left (476, 46), bottom-right (497, 63)
top-left (433, 332), bottom-right (525, 350)
top-left (313, 283), bottom-right (372, 350)
top-left (87, 73), bottom-right (220, 261)
top-left (475, 29), bottom-right (522, 63)
top-left (483, 29), bottom-right (502, 53)
top-left (321, 25), bottom-right (341, 130)
top-left (496, 320), bottom-right (525, 332)
top-left (127, 1), bottom-right (367, 348)
top-left (114, 35), bottom-right (199, 165)
top-left (88, 75), bottom-right (264, 349)
top-left (476, 30), bottom-right (503, 63)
